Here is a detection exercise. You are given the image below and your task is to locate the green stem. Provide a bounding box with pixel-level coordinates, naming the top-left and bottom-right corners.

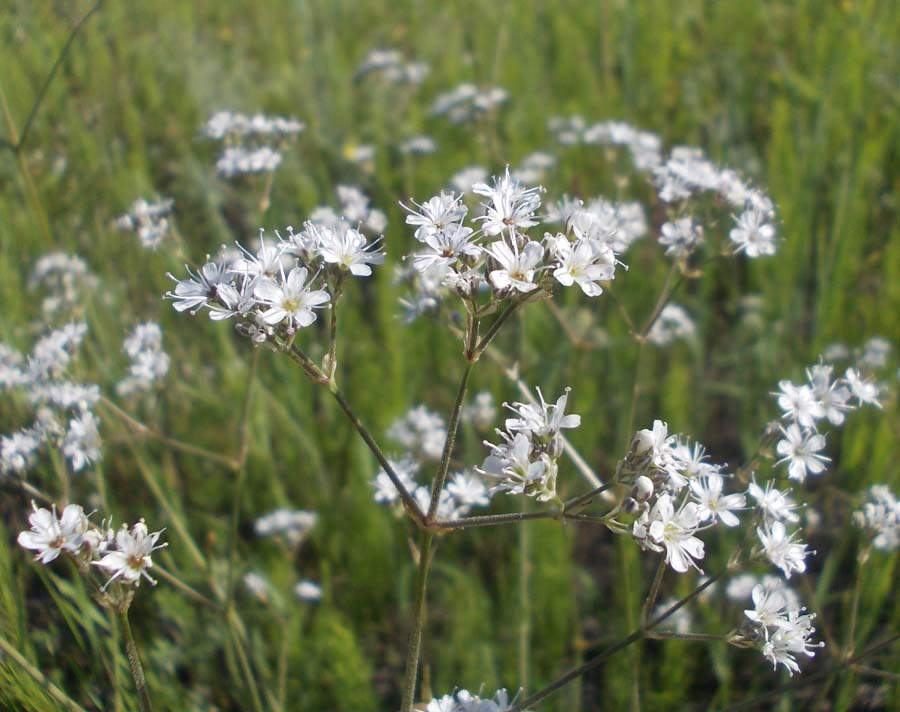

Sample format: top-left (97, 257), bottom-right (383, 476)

top-left (117, 609), bottom-right (153, 712)
top-left (475, 300), bottom-right (520, 357)
top-left (641, 558), bottom-right (666, 626)
top-left (0, 632), bottom-right (86, 712)
top-left (401, 531), bottom-right (433, 712)
top-left (329, 386), bottom-right (424, 525)
top-left (433, 510), bottom-right (560, 530)
top-left (517, 498), bottom-right (531, 694)
top-left (427, 362), bottom-right (473, 520)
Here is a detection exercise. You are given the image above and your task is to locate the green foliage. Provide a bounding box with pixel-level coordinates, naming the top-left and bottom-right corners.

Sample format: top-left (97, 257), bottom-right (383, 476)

top-left (0, 0), bottom-right (898, 710)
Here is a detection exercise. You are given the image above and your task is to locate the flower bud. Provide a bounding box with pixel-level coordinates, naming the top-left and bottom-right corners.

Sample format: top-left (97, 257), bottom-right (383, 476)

top-left (622, 496), bottom-right (640, 514)
top-left (631, 475), bottom-right (654, 502)
top-left (631, 428), bottom-right (656, 457)
top-left (547, 434), bottom-right (564, 460)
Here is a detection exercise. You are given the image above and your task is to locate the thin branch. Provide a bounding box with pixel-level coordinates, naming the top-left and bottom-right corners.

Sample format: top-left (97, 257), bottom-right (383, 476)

top-left (401, 531), bottom-right (434, 712)
top-left (8, 0), bottom-right (105, 153)
top-left (433, 510), bottom-right (560, 531)
top-left (427, 362), bottom-right (473, 520)
top-left (329, 386), bottom-right (425, 526)
top-left (118, 609), bottom-right (153, 712)
top-left (512, 572), bottom-right (723, 710)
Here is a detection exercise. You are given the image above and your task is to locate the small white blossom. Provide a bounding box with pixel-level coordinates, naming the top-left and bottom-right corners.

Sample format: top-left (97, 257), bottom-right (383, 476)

top-left (758, 521), bottom-right (809, 578)
top-left (632, 493), bottom-right (706, 573)
top-left (729, 208), bottom-right (777, 257)
top-left (18, 502), bottom-right (89, 564)
top-left (254, 267), bottom-right (330, 327)
top-left (775, 424), bottom-right (829, 482)
top-left (93, 520), bottom-right (166, 589)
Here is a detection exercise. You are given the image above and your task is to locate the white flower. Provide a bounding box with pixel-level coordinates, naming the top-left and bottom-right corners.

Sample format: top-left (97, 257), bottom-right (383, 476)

top-left (18, 502), bottom-right (89, 564)
top-left (166, 260), bottom-right (231, 314)
top-left (758, 521), bottom-right (808, 578)
top-left (318, 227), bottom-right (385, 276)
top-left (372, 458), bottom-right (419, 505)
top-left (485, 238), bottom-right (544, 293)
top-left (659, 217), bottom-right (704, 258)
top-left (243, 572), bottom-right (271, 602)
top-left (690, 473), bottom-right (745, 527)
top-left (744, 582), bottom-right (790, 631)
top-left (632, 493), bottom-right (706, 573)
top-left (411, 223), bottom-right (480, 274)
top-left (749, 477), bottom-right (800, 524)
top-left (446, 472), bottom-right (491, 509)
top-left (93, 520), bottom-right (166, 589)
top-left (854, 485), bottom-right (900, 551)
top-left (404, 192), bottom-right (469, 242)
top-left (806, 364), bottom-right (852, 425)
top-left (774, 380), bottom-right (824, 429)
top-left (503, 387), bottom-right (581, 443)
top-left (387, 406), bottom-right (447, 461)
top-left (478, 432), bottom-right (557, 501)
top-left (775, 424), bottom-right (829, 482)
top-left (729, 208), bottom-right (777, 258)
top-left (462, 391), bottom-right (497, 430)
top-left (294, 580), bottom-right (322, 602)
top-left (844, 367), bottom-right (882, 408)
top-left (62, 410), bottom-right (102, 472)
top-left (761, 611), bottom-right (822, 675)
top-left (473, 168), bottom-right (543, 237)
top-left (646, 304), bottom-right (695, 346)
top-left (549, 234), bottom-right (617, 296)
top-left (1, 430), bottom-right (42, 474)
top-left (216, 146), bottom-right (283, 177)
top-left (254, 266), bottom-right (330, 327)
top-left (254, 508), bottom-right (317, 546)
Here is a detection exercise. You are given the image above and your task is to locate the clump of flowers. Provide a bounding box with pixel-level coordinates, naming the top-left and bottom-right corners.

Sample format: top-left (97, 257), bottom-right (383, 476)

top-left (854, 485), bottom-right (900, 551)
top-left (477, 388), bottom-right (580, 503)
top-left (355, 48), bottom-right (429, 86)
top-left (116, 322), bottom-right (170, 397)
top-left (115, 197), bottom-right (174, 250)
top-left (18, 501), bottom-right (165, 601)
top-left (431, 83), bottom-right (508, 124)
top-left (1, 322), bottom-right (102, 475)
top-left (28, 252), bottom-right (97, 320)
top-left (203, 110), bottom-right (305, 178)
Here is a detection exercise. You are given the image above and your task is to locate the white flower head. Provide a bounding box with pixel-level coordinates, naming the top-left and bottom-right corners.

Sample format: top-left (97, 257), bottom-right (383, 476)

top-left (93, 519), bottom-right (166, 589)
top-left (254, 266), bottom-right (330, 327)
top-left (18, 502), bottom-right (89, 564)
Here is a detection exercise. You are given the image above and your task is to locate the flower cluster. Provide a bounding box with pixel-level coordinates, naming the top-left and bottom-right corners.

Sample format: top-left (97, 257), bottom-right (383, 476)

top-left (18, 501), bottom-right (165, 591)
top-left (203, 110), bottom-right (305, 178)
top-left (254, 507), bottom-right (317, 547)
top-left (116, 322), bottom-right (170, 397)
top-left (549, 117), bottom-right (779, 258)
top-left (854, 485), bottom-right (899, 551)
top-left (619, 421), bottom-right (744, 572)
top-left (420, 688), bottom-right (523, 712)
top-left (741, 579), bottom-right (823, 675)
top-left (1, 322), bottom-right (102, 475)
top-left (372, 406), bottom-right (492, 521)
top-left (477, 388), bottom-right (580, 502)
top-left (115, 197), bottom-right (174, 250)
top-left (646, 304), bottom-right (696, 346)
top-left (355, 48), bottom-right (429, 85)
top-left (28, 252), bottom-right (97, 320)
top-left (165, 217), bottom-right (384, 343)
top-left (772, 358), bottom-right (881, 483)
top-left (399, 169), bottom-right (625, 320)
top-left (431, 83), bottom-right (508, 124)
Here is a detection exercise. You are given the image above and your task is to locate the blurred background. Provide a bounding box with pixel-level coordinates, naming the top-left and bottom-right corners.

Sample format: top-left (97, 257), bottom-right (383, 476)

top-left (1, 1), bottom-right (898, 710)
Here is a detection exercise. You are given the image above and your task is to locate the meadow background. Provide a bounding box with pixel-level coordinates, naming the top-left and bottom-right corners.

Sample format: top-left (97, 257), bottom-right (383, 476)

top-left (1, 0), bottom-right (899, 710)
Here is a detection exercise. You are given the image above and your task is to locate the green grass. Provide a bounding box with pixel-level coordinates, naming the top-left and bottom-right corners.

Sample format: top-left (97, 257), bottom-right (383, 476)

top-left (1, 1), bottom-right (899, 710)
